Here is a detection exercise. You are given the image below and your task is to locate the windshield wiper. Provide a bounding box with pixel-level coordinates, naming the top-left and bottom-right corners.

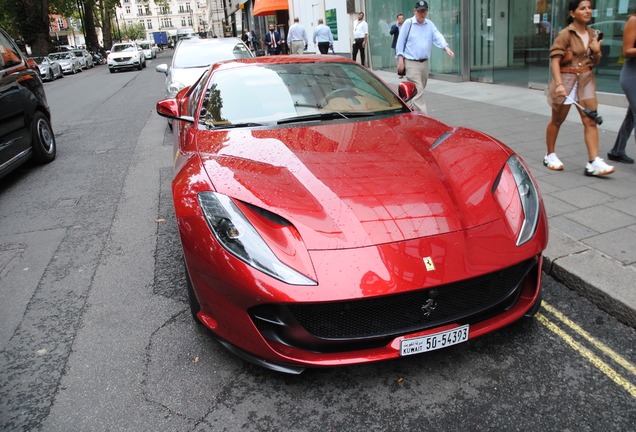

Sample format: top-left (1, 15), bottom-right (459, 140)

top-left (276, 112), bottom-right (375, 125)
top-left (208, 122), bottom-right (270, 130)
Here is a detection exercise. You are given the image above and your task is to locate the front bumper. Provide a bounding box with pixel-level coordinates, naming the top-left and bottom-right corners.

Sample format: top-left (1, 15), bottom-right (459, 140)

top-left (180, 212), bottom-right (547, 372)
top-left (59, 63), bottom-right (73, 73)
top-left (108, 57), bottom-right (141, 70)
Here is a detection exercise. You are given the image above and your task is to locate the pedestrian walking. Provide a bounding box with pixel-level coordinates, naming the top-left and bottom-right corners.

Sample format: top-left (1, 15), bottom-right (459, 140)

top-left (544, 0), bottom-right (614, 176)
top-left (390, 14), bottom-right (405, 51)
top-left (264, 24), bottom-right (282, 55)
top-left (241, 29), bottom-right (252, 49)
top-left (287, 17), bottom-right (308, 55)
top-left (352, 12), bottom-right (368, 65)
top-left (607, 9), bottom-right (636, 164)
top-left (313, 19), bottom-right (334, 55)
top-left (395, 1), bottom-right (455, 114)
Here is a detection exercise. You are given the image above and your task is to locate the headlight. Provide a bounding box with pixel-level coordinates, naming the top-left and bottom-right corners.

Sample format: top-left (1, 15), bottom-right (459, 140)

top-left (198, 192), bottom-right (317, 286)
top-left (167, 80), bottom-right (186, 98)
top-left (493, 155), bottom-right (540, 246)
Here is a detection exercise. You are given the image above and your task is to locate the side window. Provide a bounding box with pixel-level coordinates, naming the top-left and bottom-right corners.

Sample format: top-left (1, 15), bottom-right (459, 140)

top-left (0, 31), bottom-right (23, 70)
top-left (187, 69), bottom-right (209, 117)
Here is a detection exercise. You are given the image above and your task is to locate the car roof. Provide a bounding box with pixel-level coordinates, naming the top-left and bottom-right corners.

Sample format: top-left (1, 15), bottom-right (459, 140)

top-left (175, 37), bottom-right (244, 49)
top-left (211, 54), bottom-right (357, 73)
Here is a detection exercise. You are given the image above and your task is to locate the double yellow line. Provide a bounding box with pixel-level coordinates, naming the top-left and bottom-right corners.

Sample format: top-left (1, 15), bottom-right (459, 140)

top-left (536, 301), bottom-right (636, 398)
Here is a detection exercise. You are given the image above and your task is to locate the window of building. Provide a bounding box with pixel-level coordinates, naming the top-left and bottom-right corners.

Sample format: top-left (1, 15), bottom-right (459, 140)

top-left (188, 16), bottom-right (193, 26)
top-left (125, 6), bottom-right (131, 14)
top-left (181, 17), bottom-right (186, 26)
top-left (185, 3), bottom-right (191, 12)
top-left (161, 17), bottom-right (173, 28)
top-left (138, 5), bottom-right (144, 15)
top-left (147, 20), bottom-right (153, 29)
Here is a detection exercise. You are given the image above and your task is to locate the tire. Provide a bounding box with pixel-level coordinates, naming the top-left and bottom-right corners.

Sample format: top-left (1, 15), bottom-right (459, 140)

top-left (109, 68), bottom-right (115, 73)
top-left (184, 263), bottom-right (201, 322)
top-left (137, 63), bottom-right (142, 71)
top-left (31, 112), bottom-right (56, 164)
top-left (72, 65), bottom-right (77, 74)
top-left (142, 60), bottom-right (146, 69)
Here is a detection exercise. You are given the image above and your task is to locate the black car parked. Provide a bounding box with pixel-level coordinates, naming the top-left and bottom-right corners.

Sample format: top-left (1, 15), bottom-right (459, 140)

top-left (0, 28), bottom-right (56, 180)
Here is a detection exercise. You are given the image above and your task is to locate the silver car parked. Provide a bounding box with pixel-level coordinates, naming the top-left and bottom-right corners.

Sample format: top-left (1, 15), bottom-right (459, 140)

top-left (73, 49), bottom-right (94, 69)
top-left (48, 51), bottom-right (82, 74)
top-left (31, 56), bottom-right (63, 81)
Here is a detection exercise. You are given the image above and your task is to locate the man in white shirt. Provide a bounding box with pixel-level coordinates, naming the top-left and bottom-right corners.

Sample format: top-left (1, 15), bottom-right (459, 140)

top-left (352, 12), bottom-right (368, 66)
top-left (396, 1), bottom-right (454, 114)
top-left (313, 19), bottom-right (334, 54)
top-left (287, 17), bottom-right (308, 55)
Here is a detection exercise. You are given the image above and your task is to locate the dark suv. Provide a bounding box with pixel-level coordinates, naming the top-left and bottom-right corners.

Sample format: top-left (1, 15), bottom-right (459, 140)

top-left (0, 28), bottom-right (56, 179)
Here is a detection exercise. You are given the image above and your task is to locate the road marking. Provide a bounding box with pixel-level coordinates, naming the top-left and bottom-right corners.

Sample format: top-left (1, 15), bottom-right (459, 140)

top-left (542, 301), bottom-right (636, 376)
top-left (536, 306), bottom-right (636, 399)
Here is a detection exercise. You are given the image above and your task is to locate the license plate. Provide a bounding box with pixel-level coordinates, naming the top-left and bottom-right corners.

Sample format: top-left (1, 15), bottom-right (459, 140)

top-left (400, 325), bottom-right (469, 356)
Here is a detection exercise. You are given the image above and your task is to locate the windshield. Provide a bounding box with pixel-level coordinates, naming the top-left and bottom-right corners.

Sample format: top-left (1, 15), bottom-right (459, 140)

top-left (49, 53), bottom-right (71, 60)
top-left (73, 50), bottom-right (84, 57)
top-left (199, 62), bottom-right (407, 127)
top-left (112, 44), bottom-right (136, 53)
top-left (139, 43), bottom-right (150, 49)
top-left (173, 42), bottom-right (252, 68)
top-left (33, 57), bottom-right (46, 64)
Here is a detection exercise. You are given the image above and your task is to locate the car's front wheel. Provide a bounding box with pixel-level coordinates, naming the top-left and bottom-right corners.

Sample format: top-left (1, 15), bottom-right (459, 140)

top-left (31, 112), bottom-right (56, 164)
top-left (109, 68), bottom-right (115, 73)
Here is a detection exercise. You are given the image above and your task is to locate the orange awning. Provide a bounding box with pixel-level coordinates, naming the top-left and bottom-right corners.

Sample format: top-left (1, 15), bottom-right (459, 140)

top-left (252, 0), bottom-right (287, 16)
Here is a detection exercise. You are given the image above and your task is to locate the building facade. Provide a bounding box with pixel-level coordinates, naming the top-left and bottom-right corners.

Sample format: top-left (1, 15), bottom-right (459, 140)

top-left (115, 0), bottom-right (212, 41)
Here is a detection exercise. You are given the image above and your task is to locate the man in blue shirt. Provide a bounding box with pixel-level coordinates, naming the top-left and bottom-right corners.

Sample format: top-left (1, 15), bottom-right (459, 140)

top-left (313, 19), bottom-right (334, 54)
top-left (396, 1), bottom-right (454, 114)
top-left (287, 17), bottom-right (308, 55)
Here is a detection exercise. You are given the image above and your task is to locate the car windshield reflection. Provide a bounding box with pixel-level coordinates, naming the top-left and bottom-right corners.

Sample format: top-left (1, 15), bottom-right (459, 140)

top-left (112, 44), bottom-right (136, 53)
top-left (199, 62), bottom-right (407, 128)
top-left (50, 53), bottom-right (71, 60)
top-left (174, 43), bottom-right (252, 69)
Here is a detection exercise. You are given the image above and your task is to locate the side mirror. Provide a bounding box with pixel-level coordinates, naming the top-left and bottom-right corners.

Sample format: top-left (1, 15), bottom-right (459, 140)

top-left (156, 98), bottom-right (194, 124)
top-left (155, 63), bottom-right (168, 74)
top-left (398, 81), bottom-right (417, 103)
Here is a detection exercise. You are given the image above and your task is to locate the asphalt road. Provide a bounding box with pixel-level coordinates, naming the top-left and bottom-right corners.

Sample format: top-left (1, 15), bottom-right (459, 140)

top-left (0, 50), bottom-right (635, 431)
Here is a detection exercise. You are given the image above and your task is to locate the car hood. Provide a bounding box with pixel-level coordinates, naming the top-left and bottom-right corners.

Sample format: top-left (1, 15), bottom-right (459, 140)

top-left (196, 113), bottom-right (512, 250)
top-left (170, 67), bottom-right (208, 87)
top-left (55, 59), bottom-right (72, 64)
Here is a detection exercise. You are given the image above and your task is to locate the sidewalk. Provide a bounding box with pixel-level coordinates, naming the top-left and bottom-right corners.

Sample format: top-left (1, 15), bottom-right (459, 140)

top-left (373, 69), bottom-right (636, 328)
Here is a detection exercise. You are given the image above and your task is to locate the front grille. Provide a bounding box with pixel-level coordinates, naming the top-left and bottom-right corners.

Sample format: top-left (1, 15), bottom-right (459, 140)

top-left (250, 258), bottom-right (537, 352)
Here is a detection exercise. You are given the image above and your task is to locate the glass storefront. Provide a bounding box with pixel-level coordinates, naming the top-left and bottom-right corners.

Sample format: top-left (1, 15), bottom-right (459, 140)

top-left (366, 0), bottom-right (635, 95)
top-left (367, 0), bottom-right (461, 75)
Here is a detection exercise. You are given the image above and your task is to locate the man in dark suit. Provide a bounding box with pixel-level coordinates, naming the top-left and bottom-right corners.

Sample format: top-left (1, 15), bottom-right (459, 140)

top-left (390, 14), bottom-right (405, 51)
top-left (263, 24), bottom-right (282, 55)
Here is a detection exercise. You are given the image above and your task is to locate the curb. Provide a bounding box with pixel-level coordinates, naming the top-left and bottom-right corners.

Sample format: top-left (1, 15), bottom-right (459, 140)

top-left (543, 228), bottom-right (636, 328)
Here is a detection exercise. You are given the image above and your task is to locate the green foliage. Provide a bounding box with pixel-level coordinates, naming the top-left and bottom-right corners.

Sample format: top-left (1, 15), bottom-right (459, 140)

top-left (121, 22), bottom-right (145, 41)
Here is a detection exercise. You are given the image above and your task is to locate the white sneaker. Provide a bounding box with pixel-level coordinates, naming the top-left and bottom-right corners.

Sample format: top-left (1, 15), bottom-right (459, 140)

top-left (543, 153), bottom-right (564, 170)
top-left (585, 157), bottom-right (615, 176)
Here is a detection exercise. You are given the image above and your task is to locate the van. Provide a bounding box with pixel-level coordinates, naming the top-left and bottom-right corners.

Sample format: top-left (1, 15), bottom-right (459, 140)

top-left (176, 28), bottom-right (197, 41)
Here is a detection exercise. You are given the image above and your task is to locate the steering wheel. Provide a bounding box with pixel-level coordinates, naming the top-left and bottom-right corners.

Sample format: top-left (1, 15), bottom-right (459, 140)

top-left (320, 89), bottom-right (361, 107)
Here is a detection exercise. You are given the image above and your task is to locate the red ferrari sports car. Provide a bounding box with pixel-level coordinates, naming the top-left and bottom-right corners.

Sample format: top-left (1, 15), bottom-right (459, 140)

top-left (157, 55), bottom-right (548, 374)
